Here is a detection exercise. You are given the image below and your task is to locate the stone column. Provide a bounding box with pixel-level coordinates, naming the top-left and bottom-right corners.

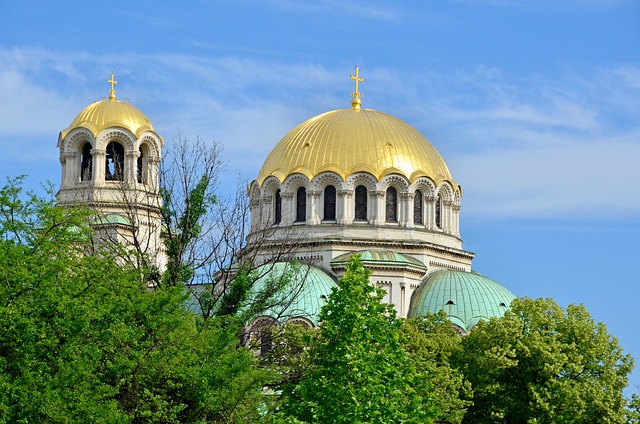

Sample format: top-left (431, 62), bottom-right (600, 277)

top-left (307, 190), bottom-right (321, 225)
top-left (452, 204), bottom-right (461, 237)
top-left (426, 195), bottom-right (435, 230)
top-left (250, 197), bottom-right (261, 231)
top-left (443, 199), bottom-right (453, 234)
top-left (60, 151), bottom-right (76, 188)
top-left (91, 149), bottom-right (106, 187)
top-left (337, 189), bottom-right (353, 225)
top-left (371, 190), bottom-right (385, 225)
top-left (281, 192), bottom-right (294, 226)
top-left (126, 150), bottom-right (140, 184)
top-left (400, 192), bottom-right (413, 227)
top-left (148, 157), bottom-right (160, 189)
top-left (260, 195), bottom-right (272, 227)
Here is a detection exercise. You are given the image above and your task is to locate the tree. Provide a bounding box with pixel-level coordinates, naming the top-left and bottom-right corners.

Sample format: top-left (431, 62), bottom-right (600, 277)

top-left (402, 312), bottom-right (473, 424)
top-left (0, 177), bottom-right (272, 423)
top-left (279, 257), bottom-right (438, 423)
top-left (156, 135), bottom-right (306, 322)
top-left (456, 297), bottom-right (634, 423)
top-left (626, 393), bottom-right (640, 423)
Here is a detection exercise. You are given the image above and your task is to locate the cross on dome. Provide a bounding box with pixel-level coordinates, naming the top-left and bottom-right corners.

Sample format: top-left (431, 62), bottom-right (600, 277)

top-left (350, 66), bottom-right (364, 110)
top-left (108, 72), bottom-right (118, 100)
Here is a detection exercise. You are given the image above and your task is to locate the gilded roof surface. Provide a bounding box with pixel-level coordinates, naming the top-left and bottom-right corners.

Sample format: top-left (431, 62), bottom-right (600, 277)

top-left (255, 108), bottom-right (455, 186)
top-left (60, 98), bottom-right (155, 140)
top-left (408, 269), bottom-right (516, 331)
top-left (250, 262), bottom-right (337, 326)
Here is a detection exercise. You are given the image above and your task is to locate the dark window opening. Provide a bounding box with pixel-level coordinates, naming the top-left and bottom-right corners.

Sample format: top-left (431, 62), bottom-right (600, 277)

top-left (414, 190), bottom-right (423, 225)
top-left (137, 147), bottom-right (144, 183)
top-left (105, 142), bottom-right (125, 181)
top-left (446, 300), bottom-right (455, 305)
top-left (80, 142), bottom-right (92, 181)
top-left (385, 187), bottom-right (398, 222)
top-left (260, 330), bottom-right (273, 360)
top-left (355, 185), bottom-right (367, 220)
top-left (274, 190), bottom-right (282, 224)
top-left (296, 187), bottom-right (306, 222)
top-left (323, 185), bottom-right (336, 221)
top-left (435, 194), bottom-right (442, 229)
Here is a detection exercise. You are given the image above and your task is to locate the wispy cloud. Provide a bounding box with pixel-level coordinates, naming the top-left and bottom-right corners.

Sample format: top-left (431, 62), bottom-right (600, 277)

top-left (1, 47), bottom-right (638, 219)
top-left (251, 0), bottom-right (401, 21)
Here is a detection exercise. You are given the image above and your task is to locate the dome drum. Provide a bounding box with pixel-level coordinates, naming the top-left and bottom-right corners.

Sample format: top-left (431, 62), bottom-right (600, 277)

top-left (249, 170), bottom-right (462, 242)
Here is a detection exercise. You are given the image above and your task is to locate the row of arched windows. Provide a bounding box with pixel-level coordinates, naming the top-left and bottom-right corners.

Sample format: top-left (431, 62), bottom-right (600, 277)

top-left (273, 185), bottom-right (444, 228)
top-left (79, 141), bottom-right (149, 184)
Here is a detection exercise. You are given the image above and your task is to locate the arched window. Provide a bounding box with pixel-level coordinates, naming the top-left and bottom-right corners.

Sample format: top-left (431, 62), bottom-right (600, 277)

top-left (385, 187), bottom-right (398, 222)
top-left (323, 185), bottom-right (336, 221)
top-left (105, 141), bottom-right (125, 181)
top-left (296, 187), bottom-right (306, 222)
top-left (80, 142), bottom-right (92, 181)
top-left (414, 190), bottom-right (423, 225)
top-left (274, 189), bottom-right (282, 224)
top-left (355, 185), bottom-right (367, 220)
top-left (435, 194), bottom-right (442, 229)
top-left (137, 146), bottom-right (145, 184)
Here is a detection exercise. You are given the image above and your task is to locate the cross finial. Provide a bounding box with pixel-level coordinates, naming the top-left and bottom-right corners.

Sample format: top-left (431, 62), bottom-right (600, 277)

top-left (108, 72), bottom-right (117, 100)
top-left (350, 66), bottom-right (364, 110)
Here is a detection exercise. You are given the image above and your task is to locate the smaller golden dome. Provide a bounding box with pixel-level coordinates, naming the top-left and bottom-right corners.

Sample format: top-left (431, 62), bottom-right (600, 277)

top-left (60, 97), bottom-right (155, 140)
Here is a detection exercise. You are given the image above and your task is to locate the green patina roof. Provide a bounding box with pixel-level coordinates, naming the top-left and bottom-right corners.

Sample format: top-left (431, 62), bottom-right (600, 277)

top-left (250, 262), bottom-right (337, 326)
top-left (94, 214), bottom-right (132, 226)
top-left (408, 269), bottom-right (516, 331)
top-left (331, 249), bottom-right (427, 270)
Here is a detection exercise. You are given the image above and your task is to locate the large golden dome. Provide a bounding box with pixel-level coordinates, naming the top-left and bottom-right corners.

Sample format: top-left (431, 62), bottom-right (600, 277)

top-left (256, 107), bottom-right (456, 186)
top-left (60, 76), bottom-right (155, 140)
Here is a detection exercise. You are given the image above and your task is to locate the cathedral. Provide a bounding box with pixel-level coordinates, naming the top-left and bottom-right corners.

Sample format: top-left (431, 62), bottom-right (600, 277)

top-left (56, 69), bottom-right (516, 334)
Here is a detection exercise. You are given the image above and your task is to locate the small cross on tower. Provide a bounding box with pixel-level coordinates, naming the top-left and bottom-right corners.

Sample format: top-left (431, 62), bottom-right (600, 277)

top-left (350, 66), bottom-right (364, 109)
top-left (108, 72), bottom-right (118, 100)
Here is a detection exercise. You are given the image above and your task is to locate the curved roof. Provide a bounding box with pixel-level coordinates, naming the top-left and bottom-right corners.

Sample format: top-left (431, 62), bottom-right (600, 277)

top-left (331, 249), bottom-right (426, 271)
top-left (250, 262), bottom-right (337, 326)
top-left (408, 269), bottom-right (516, 332)
top-left (60, 97), bottom-right (155, 140)
top-left (93, 213), bottom-right (132, 226)
top-left (255, 108), bottom-right (456, 186)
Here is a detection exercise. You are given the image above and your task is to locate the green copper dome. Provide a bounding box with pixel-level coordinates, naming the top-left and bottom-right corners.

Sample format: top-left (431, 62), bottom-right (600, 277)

top-left (250, 262), bottom-right (337, 326)
top-left (331, 249), bottom-right (427, 271)
top-left (93, 214), bottom-right (132, 226)
top-left (408, 269), bottom-right (516, 332)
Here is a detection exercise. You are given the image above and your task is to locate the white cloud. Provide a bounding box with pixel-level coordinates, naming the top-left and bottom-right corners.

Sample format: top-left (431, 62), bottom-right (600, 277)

top-left (0, 47), bottom-right (638, 220)
top-left (451, 135), bottom-right (640, 218)
top-left (252, 0), bottom-right (401, 21)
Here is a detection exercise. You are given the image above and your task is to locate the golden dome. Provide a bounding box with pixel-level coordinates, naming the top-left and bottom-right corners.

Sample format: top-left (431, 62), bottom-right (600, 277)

top-left (60, 97), bottom-right (155, 140)
top-left (256, 107), bottom-right (456, 186)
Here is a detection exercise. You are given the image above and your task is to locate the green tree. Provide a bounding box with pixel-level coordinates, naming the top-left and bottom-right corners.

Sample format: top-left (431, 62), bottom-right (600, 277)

top-left (402, 312), bottom-right (473, 424)
top-left (0, 177), bottom-right (271, 423)
top-left (626, 393), bottom-right (640, 423)
top-left (456, 297), bottom-right (634, 423)
top-left (280, 257), bottom-right (438, 423)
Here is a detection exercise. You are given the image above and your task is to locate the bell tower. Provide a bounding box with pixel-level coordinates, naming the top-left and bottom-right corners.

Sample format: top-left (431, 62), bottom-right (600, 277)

top-left (56, 74), bottom-right (165, 270)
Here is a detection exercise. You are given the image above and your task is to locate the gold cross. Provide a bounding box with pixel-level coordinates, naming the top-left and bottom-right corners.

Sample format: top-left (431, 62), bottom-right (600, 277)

top-left (350, 66), bottom-right (363, 95)
top-left (108, 72), bottom-right (117, 100)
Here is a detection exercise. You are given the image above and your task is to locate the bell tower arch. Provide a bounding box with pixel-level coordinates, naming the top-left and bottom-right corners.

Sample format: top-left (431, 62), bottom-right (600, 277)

top-left (56, 74), bottom-right (165, 270)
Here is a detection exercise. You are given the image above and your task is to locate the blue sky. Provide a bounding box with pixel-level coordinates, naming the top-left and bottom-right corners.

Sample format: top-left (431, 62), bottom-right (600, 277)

top-left (2, 0), bottom-right (640, 392)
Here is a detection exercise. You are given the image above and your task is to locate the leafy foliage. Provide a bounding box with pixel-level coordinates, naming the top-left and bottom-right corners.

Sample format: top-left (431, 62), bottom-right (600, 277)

top-left (402, 312), bottom-right (473, 424)
top-left (279, 257), bottom-right (438, 423)
top-left (0, 178), bottom-right (270, 423)
top-left (456, 297), bottom-right (634, 423)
